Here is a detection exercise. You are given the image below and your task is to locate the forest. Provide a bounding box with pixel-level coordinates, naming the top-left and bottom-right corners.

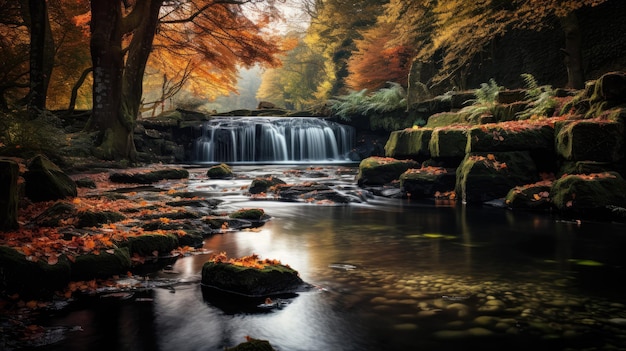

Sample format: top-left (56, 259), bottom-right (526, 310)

top-left (1, 0), bottom-right (624, 161)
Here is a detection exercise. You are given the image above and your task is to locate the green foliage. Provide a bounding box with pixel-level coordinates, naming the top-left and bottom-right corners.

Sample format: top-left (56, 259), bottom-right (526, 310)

top-left (459, 79), bottom-right (502, 122)
top-left (0, 110), bottom-right (65, 158)
top-left (517, 73), bottom-right (557, 120)
top-left (328, 82), bottom-right (407, 121)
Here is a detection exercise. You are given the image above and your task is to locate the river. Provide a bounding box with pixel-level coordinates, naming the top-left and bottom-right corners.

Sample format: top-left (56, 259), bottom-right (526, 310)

top-left (35, 165), bottom-right (626, 351)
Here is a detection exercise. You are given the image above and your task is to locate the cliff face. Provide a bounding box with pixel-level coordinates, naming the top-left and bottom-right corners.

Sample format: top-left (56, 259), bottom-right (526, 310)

top-left (461, 1), bottom-right (626, 91)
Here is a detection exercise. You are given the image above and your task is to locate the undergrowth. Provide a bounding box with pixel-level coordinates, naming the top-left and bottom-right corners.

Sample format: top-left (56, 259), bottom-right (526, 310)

top-left (328, 82), bottom-right (407, 121)
top-left (516, 73), bottom-right (557, 120)
top-left (0, 109), bottom-right (65, 159)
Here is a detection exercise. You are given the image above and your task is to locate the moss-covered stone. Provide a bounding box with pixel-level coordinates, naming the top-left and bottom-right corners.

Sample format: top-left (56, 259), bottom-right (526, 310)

top-left (0, 159), bottom-right (19, 231)
top-left (400, 167), bottom-right (456, 198)
top-left (425, 111), bottom-right (472, 128)
top-left (558, 161), bottom-right (616, 177)
top-left (466, 123), bottom-right (554, 153)
top-left (0, 246), bottom-right (71, 298)
top-left (555, 120), bottom-right (624, 163)
top-left (505, 180), bottom-right (553, 210)
top-left (109, 168), bottom-right (189, 184)
top-left (384, 128), bottom-right (432, 160)
top-left (71, 247), bottom-right (132, 281)
top-left (206, 163), bottom-right (234, 179)
top-left (429, 127), bottom-right (469, 158)
top-left (492, 102), bottom-right (529, 122)
top-left (550, 172), bottom-right (626, 214)
top-left (455, 151), bottom-right (539, 204)
top-left (24, 154), bottom-right (77, 202)
top-left (225, 338), bottom-right (276, 351)
top-left (30, 201), bottom-right (76, 227)
top-left (201, 261), bottom-right (303, 296)
top-left (75, 177), bottom-right (97, 189)
top-left (249, 176), bottom-right (286, 194)
top-left (356, 157), bottom-right (421, 186)
top-left (77, 210), bottom-right (126, 228)
top-left (120, 234), bottom-right (179, 256)
top-left (229, 208), bottom-right (266, 220)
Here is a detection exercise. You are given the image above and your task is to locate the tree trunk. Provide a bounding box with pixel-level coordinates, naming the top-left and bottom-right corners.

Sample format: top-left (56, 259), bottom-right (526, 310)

top-left (560, 12), bottom-right (584, 89)
top-left (27, 0), bottom-right (48, 117)
top-left (0, 159), bottom-right (19, 231)
top-left (87, 0), bottom-right (129, 160)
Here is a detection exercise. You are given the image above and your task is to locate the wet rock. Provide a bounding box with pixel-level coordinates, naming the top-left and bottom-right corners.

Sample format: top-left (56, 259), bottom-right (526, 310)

top-left (201, 261), bottom-right (304, 297)
top-left (505, 180), bottom-right (553, 211)
top-left (71, 247), bottom-right (132, 281)
top-left (225, 337), bottom-right (276, 351)
top-left (206, 163), bottom-right (233, 179)
top-left (400, 166), bottom-right (456, 198)
top-left (357, 157), bottom-right (421, 186)
top-left (120, 234), bottom-right (179, 257)
top-left (384, 128), bottom-right (432, 160)
top-left (109, 168), bottom-right (189, 184)
top-left (24, 154), bottom-right (77, 202)
top-left (550, 172), bottom-right (626, 219)
top-left (555, 120), bottom-right (623, 163)
top-left (248, 176), bottom-right (286, 194)
top-left (0, 245), bottom-right (71, 299)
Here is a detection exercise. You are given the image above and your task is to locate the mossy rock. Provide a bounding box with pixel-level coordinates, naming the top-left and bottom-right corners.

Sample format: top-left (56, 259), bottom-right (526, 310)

top-left (558, 161), bottom-right (616, 177)
top-left (176, 230), bottom-right (205, 248)
top-left (229, 208), bottom-right (270, 225)
top-left (425, 111), bottom-right (472, 128)
top-left (30, 201), bottom-right (77, 227)
top-left (226, 338), bottom-right (276, 351)
top-left (249, 176), bottom-right (286, 194)
top-left (206, 163), bottom-right (234, 179)
top-left (76, 210), bottom-right (126, 228)
top-left (555, 120), bottom-right (624, 162)
top-left (505, 181), bottom-right (553, 210)
top-left (455, 151), bottom-right (539, 204)
top-left (75, 177), bottom-right (97, 189)
top-left (466, 123), bottom-right (554, 153)
top-left (429, 127), bottom-right (469, 158)
top-left (550, 172), bottom-right (626, 215)
top-left (400, 167), bottom-right (456, 198)
top-left (356, 157), bottom-right (421, 186)
top-left (384, 128), bottom-right (432, 160)
top-left (0, 246), bottom-right (71, 299)
top-left (24, 154), bottom-right (77, 202)
top-left (492, 102), bottom-right (529, 122)
top-left (70, 247), bottom-right (132, 281)
top-left (120, 234), bottom-right (179, 256)
top-left (109, 168), bottom-right (189, 184)
top-left (201, 261), bottom-right (304, 296)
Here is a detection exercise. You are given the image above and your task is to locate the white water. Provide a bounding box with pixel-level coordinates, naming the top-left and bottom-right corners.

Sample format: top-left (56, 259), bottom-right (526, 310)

top-left (193, 117), bottom-right (355, 164)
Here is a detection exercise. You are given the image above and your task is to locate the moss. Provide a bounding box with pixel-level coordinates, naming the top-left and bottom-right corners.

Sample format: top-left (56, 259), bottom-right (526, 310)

top-left (550, 172), bottom-right (626, 212)
top-left (120, 234), bottom-right (179, 256)
top-left (230, 208), bottom-right (265, 220)
top-left (356, 157), bottom-right (421, 186)
top-left (201, 261), bottom-right (303, 296)
top-left (206, 163), bottom-right (233, 179)
top-left (71, 247), bottom-right (132, 281)
top-left (466, 123), bottom-right (554, 153)
top-left (505, 181), bottom-right (553, 210)
top-left (384, 128), bottom-right (432, 159)
top-left (400, 167), bottom-right (456, 198)
top-left (555, 120), bottom-right (623, 162)
top-left (429, 127), bottom-right (469, 158)
top-left (425, 111), bottom-right (472, 128)
top-left (77, 210), bottom-right (125, 228)
top-left (0, 246), bottom-right (71, 299)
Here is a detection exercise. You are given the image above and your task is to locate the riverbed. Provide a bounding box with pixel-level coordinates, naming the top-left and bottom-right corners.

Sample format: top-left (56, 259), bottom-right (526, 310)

top-left (33, 165), bottom-right (626, 351)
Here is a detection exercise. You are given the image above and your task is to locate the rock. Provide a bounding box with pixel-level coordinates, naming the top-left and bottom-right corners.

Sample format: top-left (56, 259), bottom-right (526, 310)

top-left (400, 167), bottom-right (456, 198)
top-left (466, 123), bottom-right (554, 153)
top-left (257, 101), bottom-right (277, 109)
top-left (555, 120), bottom-right (623, 163)
top-left (0, 159), bottom-right (19, 230)
top-left (229, 208), bottom-right (268, 221)
top-left (0, 245), bottom-right (71, 299)
top-left (357, 157), bottom-right (421, 186)
top-left (497, 89), bottom-right (527, 104)
top-left (248, 175), bottom-right (286, 194)
top-left (120, 234), bottom-right (179, 257)
top-left (456, 151), bottom-right (539, 204)
top-left (109, 168), bottom-right (189, 184)
top-left (425, 112), bottom-right (472, 128)
top-left (201, 259), bottom-right (304, 297)
top-left (75, 177), bottom-right (97, 188)
top-left (24, 154), bottom-right (77, 202)
top-left (384, 127), bottom-right (432, 160)
top-left (206, 163), bottom-right (233, 179)
top-left (505, 180), bottom-right (553, 211)
top-left (550, 172), bottom-right (626, 218)
top-left (429, 126), bottom-right (470, 158)
top-left (71, 247), bottom-right (132, 281)
top-left (226, 337), bottom-right (276, 351)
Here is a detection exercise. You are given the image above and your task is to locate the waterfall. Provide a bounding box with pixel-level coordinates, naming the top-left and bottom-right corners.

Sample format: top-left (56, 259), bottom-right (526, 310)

top-left (193, 116), bottom-right (356, 163)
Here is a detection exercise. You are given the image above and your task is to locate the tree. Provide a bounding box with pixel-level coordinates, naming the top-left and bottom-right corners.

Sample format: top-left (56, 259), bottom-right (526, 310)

top-left (84, 0), bottom-right (284, 161)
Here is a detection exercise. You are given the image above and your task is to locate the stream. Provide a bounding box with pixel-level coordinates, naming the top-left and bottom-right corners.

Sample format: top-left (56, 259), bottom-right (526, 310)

top-left (31, 165), bottom-right (626, 351)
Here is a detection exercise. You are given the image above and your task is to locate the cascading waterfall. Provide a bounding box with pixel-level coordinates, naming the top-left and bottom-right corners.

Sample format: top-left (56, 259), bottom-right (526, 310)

top-left (193, 116), bottom-right (356, 163)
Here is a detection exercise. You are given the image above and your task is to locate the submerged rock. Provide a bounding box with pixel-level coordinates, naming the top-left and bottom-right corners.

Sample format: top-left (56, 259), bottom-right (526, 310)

top-left (206, 163), bottom-right (233, 179)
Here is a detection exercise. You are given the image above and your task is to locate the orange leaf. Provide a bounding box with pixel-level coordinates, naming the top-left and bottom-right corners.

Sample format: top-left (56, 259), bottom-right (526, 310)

top-left (47, 255), bottom-right (59, 265)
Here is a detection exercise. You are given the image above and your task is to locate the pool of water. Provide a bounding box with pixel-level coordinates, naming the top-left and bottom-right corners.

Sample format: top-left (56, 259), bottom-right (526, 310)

top-left (34, 166), bottom-right (626, 351)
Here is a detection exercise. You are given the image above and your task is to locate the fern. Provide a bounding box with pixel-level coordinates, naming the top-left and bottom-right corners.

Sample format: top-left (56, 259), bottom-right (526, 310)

top-left (328, 82), bottom-right (407, 121)
top-left (517, 73), bottom-right (557, 120)
top-left (459, 78), bottom-right (502, 122)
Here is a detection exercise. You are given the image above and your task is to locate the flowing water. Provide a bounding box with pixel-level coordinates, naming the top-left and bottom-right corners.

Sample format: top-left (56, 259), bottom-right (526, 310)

top-left (32, 165), bottom-right (626, 351)
top-left (193, 117), bottom-right (356, 163)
